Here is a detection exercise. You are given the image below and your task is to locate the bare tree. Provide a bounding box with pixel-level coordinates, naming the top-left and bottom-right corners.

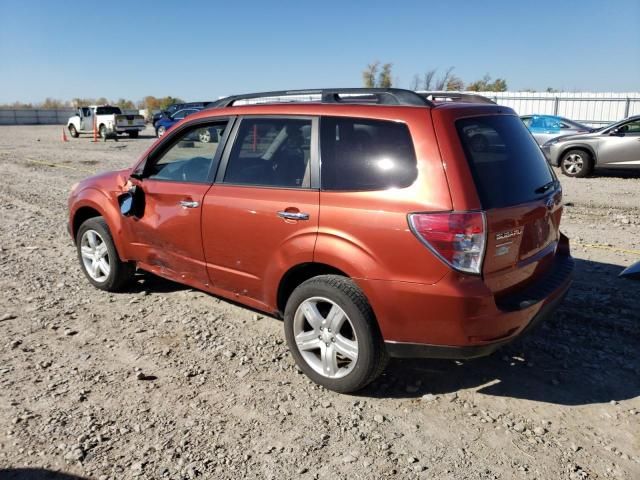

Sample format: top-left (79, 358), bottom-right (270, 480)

top-left (411, 74), bottom-right (421, 91)
top-left (423, 69), bottom-right (436, 90)
top-left (435, 67), bottom-right (455, 91)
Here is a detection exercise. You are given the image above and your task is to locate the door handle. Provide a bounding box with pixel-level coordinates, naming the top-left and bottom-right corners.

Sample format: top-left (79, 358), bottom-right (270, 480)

top-left (277, 211), bottom-right (310, 221)
top-left (179, 200), bottom-right (200, 208)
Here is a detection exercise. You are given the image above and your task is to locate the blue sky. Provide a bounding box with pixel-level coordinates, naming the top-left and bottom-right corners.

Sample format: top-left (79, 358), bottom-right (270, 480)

top-left (0, 0), bottom-right (638, 103)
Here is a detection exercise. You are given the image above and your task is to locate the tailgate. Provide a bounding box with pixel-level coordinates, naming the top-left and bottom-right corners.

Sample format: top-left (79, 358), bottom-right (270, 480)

top-left (116, 114), bottom-right (145, 127)
top-left (451, 113), bottom-right (563, 294)
top-left (483, 192), bottom-right (563, 294)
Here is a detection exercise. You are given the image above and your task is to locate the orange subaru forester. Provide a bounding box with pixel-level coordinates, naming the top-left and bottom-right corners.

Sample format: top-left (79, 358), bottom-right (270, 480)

top-left (68, 89), bottom-right (573, 392)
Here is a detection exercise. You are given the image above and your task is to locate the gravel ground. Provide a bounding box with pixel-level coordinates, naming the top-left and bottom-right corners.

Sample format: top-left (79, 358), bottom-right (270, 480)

top-left (0, 125), bottom-right (638, 480)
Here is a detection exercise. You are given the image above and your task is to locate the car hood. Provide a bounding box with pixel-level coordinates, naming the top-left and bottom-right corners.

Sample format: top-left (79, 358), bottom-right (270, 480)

top-left (73, 168), bottom-right (131, 196)
top-left (546, 132), bottom-right (598, 144)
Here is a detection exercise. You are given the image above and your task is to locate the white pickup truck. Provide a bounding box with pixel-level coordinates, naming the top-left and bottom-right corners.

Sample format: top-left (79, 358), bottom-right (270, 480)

top-left (67, 105), bottom-right (145, 139)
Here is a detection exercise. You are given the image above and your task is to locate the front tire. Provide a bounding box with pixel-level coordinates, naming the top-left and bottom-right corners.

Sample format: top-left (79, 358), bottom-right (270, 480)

top-left (284, 275), bottom-right (387, 393)
top-left (156, 126), bottom-right (166, 137)
top-left (561, 149), bottom-right (593, 178)
top-left (76, 217), bottom-right (134, 292)
top-left (68, 125), bottom-right (79, 138)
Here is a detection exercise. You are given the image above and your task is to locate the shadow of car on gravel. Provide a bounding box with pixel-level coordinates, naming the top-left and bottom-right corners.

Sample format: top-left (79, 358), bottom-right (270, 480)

top-left (0, 469), bottom-right (87, 480)
top-left (362, 258), bottom-right (640, 405)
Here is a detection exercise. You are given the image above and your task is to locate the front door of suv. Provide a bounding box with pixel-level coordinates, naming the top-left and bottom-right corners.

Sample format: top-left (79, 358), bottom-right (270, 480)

top-left (127, 119), bottom-right (231, 288)
top-left (201, 116), bottom-right (319, 309)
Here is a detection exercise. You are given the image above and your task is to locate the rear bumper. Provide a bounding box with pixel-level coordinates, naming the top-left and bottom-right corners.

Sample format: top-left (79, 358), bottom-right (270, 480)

top-left (357, 240), bottom-right (574, 360)
top-left (384, 277), bottom-right (570, 359)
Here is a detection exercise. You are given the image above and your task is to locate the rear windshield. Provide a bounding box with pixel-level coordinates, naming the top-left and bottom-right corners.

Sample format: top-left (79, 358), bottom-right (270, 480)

top-left (96, 106), bottom-right (122, 115)
top-left (456, 115), bottom-right (555, 209)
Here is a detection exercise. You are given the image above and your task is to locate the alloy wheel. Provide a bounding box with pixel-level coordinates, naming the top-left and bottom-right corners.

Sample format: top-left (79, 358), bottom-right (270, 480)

top-left (563, 153), bottom-right (584, 175)
top-left (293, 297), bottom-right (358, 379)
top-left (80, 229), bottom-right (110, 282)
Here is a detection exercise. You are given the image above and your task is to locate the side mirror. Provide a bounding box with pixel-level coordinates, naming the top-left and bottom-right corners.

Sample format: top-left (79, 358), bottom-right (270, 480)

top-left (118, 185), bottom-right (143, 217)
top-left (119, 192), bottom-right (134, 216)
top-left (609, 128), bottom-right (623, 136)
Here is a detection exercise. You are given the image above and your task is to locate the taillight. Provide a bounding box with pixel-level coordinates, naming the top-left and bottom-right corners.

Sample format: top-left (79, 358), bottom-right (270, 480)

top-left (408, 211), bottom-right (486, 274)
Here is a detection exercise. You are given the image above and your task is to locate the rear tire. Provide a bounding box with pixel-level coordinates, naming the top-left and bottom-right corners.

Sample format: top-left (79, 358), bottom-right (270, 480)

top-left (284, 275), bottom-right (388, 393)
top-left (99, 124), bottom-right (107, 141)
top-left (68, 125), bottom-right (79, 138)
top-left (76, 216), bottom-right (134, 292)
top-left (560, 149), bottom-right (593, 178)
top-left (128, 131), bottom-right (139, 138)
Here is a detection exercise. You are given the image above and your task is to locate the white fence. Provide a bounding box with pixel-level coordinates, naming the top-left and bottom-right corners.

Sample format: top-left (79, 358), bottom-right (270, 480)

top-left (473, 92), bottom-right (640, 126)
top-left (1, 93), bottom-right (639, 126)
top-left (0, 108), bottom-right (144, 125)
top-left (0, 108), bottom-right (76, 125)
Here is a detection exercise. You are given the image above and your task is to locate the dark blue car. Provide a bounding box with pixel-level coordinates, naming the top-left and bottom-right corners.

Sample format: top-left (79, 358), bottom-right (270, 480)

top-left (155, 107), bottom-right (202, 137)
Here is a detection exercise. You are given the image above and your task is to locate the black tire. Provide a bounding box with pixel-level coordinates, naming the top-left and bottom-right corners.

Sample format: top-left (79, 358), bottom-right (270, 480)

top-left (68, 125), bottom-right (79, 138)
top-left (99, 124), bottom-right (107, 141)
top-left (284, 275), bottom-right (388, 393)
top-left (560, 149), bottom-right (593, 178)
top-left (128, 131), bottom-right (139, 138)
top-left (156, 126), bottom-right (166, 138)
top-left (76, 216), bottom-right (134, 292)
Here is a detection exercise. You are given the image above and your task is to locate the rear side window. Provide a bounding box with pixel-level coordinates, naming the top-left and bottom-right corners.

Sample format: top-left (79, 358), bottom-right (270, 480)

top-left (320, 117), bottom-right (417, 190)
top-left (456, 115), bottom-right (555, 209)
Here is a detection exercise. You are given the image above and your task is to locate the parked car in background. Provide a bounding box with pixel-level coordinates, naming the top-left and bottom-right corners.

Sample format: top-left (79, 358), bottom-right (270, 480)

top-left (67, 88), bottom-right (573, 393)
top-left (67, 106), bottom-right (145, 139)
top-left (152, 102), bottom-right (213, 128)
top-left (521, 115), bottom-right (593, 145)
top-left (542, 115), bottom-right (640, 177)
top-left (155, 107), bottom-right (202, 137)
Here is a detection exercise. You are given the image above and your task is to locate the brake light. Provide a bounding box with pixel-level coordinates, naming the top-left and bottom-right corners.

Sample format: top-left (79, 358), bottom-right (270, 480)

top-left (408, 211), bottom-right (486, 274)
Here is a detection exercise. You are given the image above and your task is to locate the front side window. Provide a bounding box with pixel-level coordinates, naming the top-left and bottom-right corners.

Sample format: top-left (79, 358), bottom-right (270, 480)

top-left (320, 117), bottom-right (417, 190)
top-left (145, 120), bottom-right (229, 183)
top-left (223, 117), bottom-right (312, 188)
top-left (618, 119), bottom-right (640, 134)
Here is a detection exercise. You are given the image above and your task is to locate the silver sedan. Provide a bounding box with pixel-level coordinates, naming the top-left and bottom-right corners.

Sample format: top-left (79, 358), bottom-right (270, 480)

top-left (541, 116), bottom-right (640, 177)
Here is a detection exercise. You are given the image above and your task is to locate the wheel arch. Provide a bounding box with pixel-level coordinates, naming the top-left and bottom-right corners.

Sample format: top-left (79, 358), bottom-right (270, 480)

top-left (559, 144), bottom-right (597, 165)
top-left (276, 262), bottom-right (349, 315)
top-left (71, 189), bottom-right (131, 259)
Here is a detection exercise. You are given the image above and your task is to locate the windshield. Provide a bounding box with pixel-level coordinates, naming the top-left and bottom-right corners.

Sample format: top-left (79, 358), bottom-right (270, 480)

top-left (456, 115), bottom-right (556, 209)
top-left (96, 106), bottom-right (122, 115)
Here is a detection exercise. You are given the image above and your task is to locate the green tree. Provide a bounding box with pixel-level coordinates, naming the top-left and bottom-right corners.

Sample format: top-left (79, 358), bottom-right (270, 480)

top-left (362, 61), bottom-right (380, 88)
top-left (446, 75), bottom-right (465, 91)
top-left (378, 63), bottom-right (393, 88)
top-left (362, 61), bottom-right (393, 87)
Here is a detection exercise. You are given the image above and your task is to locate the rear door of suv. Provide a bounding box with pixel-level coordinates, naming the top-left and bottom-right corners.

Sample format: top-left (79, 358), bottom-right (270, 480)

top-left (432, 106), bottom-right (564, 295)
top-left (201, 116), bottom-right (320, 309)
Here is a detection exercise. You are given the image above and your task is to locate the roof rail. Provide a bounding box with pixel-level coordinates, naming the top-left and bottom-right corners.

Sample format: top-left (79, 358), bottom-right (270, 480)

top-left (208, 88), bottom-right (434, 108)
top-left (418, 91), bottom-right (496, 104)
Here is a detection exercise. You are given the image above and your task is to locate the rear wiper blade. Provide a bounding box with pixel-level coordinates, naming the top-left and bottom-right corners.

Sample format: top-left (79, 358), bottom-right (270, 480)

top-left (534, 181), bottom-right (556, 194)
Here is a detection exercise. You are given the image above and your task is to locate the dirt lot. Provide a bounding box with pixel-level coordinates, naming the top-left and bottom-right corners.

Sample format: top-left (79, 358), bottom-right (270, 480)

top-left (0, 125), bottom-right (638, 480)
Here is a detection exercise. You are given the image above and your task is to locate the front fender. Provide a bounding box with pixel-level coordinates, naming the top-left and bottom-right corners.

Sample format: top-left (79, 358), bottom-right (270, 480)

top-left (558, 143), bottom-right (597, 164)
top-left (71, 187), bottom-right (132, 260)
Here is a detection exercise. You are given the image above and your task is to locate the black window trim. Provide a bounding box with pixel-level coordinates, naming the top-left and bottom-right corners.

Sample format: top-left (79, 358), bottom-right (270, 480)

top-left (215, 115), bottom-right (320, 190)
top-left (318, 115), bottom-right (418, 192)
top-left (137, 116), bottom-right (236, 185)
